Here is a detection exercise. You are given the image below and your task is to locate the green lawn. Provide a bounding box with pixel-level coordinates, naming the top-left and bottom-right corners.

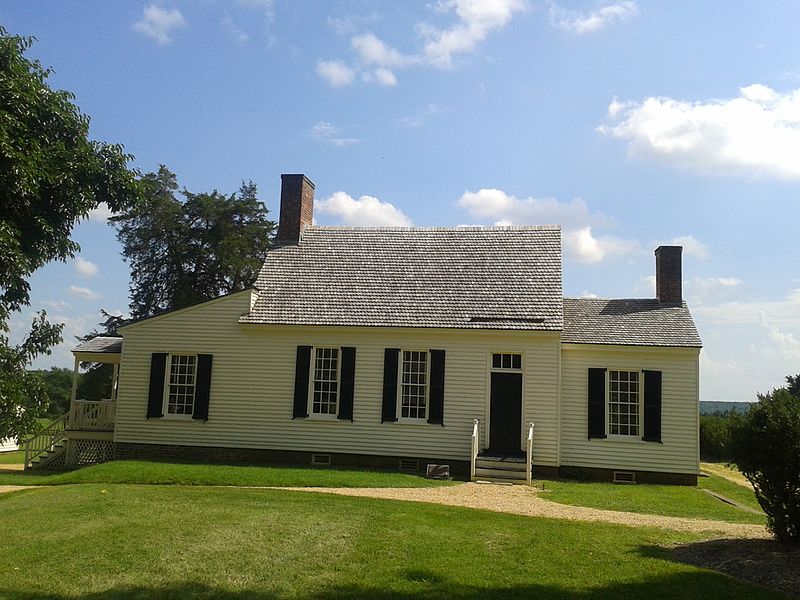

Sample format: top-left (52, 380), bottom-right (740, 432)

top-left (0, 459), bottom-right (452, 488)
top-left (0, 449), bottom-right (24, 464)
top-left (538, 474), bottom-right (765, 525)
top-left (0, 484), bottom-right (786, 599)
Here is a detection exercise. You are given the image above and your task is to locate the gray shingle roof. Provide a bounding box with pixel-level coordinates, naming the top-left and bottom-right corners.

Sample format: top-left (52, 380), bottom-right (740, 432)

top-left (562, 298), bottom-right (702, 347)
top-left (72, 336), bottom-right (123, 354)
top-left (241, 226), bottom-right (563, 330)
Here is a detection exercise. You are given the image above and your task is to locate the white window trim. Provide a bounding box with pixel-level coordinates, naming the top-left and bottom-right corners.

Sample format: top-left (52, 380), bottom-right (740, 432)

top-left (162, 353), bottom-right (198, 420)
top-left (490, 352), bottom-right (523, 373)
top-left (396, 349), bottom-right (430, 424)
top-left (307, 346), bottom-right (341, 420)
top-left (605, 368), bottom-right (643, 439)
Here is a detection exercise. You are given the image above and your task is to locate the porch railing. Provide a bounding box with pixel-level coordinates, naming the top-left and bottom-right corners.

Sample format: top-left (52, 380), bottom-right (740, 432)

top-left (68, 400), bottom-right (116, 431)
top-left (470, 418), bottom-right (480, 481)
top-left (526, 421), bottom-right (535, 486)
top-left (24, 413), bottom-right (68, 469)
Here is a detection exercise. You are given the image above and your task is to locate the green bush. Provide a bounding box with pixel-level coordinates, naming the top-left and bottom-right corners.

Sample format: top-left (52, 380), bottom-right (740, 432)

top-left (699, 414), bottom-right (733, 460)
top-left (729, 387), bottom-right (800, 544)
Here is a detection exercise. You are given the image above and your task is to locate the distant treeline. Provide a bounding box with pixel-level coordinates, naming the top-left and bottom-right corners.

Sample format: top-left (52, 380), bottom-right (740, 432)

top-left (699, 401), bottom-right (751, 415)
top-left (28, 366), bottom-right (114, 418)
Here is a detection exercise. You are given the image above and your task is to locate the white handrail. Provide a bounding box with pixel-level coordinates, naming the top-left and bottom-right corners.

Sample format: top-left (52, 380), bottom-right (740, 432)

top-left (526, 421), bottom-right (535, 486)
top-left (470, 418), bottom-right (480, 481)
top-left (23, 413), bottom-right (68, 469)
top-left (69, 400), bottom-right (116, 431)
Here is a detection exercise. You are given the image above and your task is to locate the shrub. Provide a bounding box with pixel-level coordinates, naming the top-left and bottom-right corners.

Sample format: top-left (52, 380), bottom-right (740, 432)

top-left (699, 414), bottom-right (733, 460)
top-left (728, 388), bottom-right (800, 544)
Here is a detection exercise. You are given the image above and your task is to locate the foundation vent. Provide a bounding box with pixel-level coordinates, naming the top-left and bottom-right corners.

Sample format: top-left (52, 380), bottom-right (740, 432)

top-left (399, 458), bottom-right (419, 472)
top-left (311, 453), bottom-right (331, 466)
top-left (613, 470), bottom-right (636, 484)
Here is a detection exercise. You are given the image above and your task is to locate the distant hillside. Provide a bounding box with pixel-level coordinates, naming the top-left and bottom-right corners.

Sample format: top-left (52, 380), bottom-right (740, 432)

top-left (700, 401), bottom-right (752, 415)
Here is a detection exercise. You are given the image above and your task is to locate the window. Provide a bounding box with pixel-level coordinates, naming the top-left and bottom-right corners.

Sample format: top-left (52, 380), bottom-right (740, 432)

top-left (166, 354), bottom-right (196, 416)
top-left (311, 347), bottom-right (339, 416)
top-left (608, 370), bottom-right (640, 436)
top-left (400, 350), bottom-right (428, 420)
top-left (492, 353), bottom-right (521, 370)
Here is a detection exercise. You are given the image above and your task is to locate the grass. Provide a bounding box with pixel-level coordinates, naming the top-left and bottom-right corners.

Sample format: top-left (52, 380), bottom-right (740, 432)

top-left (538, 473), bottom-right (765, 525)
top-left (699, 472), bottom-right (763, 513)
top-left (0, 459), bottom-right (453, 488)
top-left (0, 483), bottom-right (786, 599)
top-left (0, 449), bottom-right (24, 464)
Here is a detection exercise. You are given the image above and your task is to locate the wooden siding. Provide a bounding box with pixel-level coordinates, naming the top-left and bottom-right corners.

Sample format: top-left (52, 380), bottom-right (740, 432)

top-left (116, 292), bottom-right (561, 465)
top-left (559, 343), bottom-right (700, 475)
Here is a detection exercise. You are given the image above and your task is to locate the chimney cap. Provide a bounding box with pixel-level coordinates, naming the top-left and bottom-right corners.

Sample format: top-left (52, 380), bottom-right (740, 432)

top-left (281, 173), bottom-right (315, 189)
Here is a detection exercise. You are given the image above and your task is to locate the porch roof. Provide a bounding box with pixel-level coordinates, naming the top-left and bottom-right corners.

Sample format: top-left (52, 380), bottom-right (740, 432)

top-left (72, 336), bottom-right (123, 363)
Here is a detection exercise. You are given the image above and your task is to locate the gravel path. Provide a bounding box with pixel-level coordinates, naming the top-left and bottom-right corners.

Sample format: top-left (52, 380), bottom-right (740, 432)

top-left (277, 483), bottom-right (769, 538)
top-left (0, 485), bottom-right (33, 495)
top-left (701, 462), bottom-right (754, 490)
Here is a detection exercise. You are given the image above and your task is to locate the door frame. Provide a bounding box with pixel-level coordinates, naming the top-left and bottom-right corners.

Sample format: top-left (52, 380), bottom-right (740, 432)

top-left (484, 350), bottom-right (525, 452)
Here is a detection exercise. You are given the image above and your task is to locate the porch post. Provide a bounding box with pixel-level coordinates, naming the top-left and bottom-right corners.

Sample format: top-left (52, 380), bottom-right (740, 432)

top-left (69, 356), bottom-right (80, 420)
top-left (111, 362), bottom-right (119, 401)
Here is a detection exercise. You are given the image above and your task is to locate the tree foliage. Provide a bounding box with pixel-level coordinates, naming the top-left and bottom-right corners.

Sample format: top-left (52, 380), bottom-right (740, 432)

top-left (0, 27), bottom-right (139, 439)
top-left (30, 366), bottom-right (74, 417)
top-left (112, 166), bottom-right (275, 319)
top-left (699, 413), bottom-right (733, 460)
top-left (729, 384), bottom-right (800, 544)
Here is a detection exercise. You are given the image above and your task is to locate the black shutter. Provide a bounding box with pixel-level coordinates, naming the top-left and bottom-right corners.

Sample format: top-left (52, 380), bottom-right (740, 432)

top-left (192, 354), bottom-right (213, 421)
top-left (147, 353), bottom-right (167, 418)
top-left (428, 349), bottom-right (445, 426)
top-left (381, 348), bottom-right (399, 423)
top-left (338, 347), bottom-right (356, 421)
top-left (588, 368), bottom-right (607, 439)
top-left (292, 346), bottom-right (311, 419)
top-left (642, 370), bottom-right (662, 443)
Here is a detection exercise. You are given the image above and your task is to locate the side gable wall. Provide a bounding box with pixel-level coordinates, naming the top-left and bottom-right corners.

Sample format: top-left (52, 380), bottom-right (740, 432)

top-left (560, 343), bottom-right (700, 475)
top-left (116, 294), bottom-right (561, 465)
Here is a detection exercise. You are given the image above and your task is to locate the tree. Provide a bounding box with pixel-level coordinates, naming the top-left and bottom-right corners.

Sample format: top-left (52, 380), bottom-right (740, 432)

top-left (31, 367), bottom-right (75, 417)
top-left (0, 28), bottom-right (140, 439)
top-left (787, 374), bottom-right (800, 397)
top-left (112, 167), bottom-right (275, 319)
top-left (729, 385), bottom-right (800, 544)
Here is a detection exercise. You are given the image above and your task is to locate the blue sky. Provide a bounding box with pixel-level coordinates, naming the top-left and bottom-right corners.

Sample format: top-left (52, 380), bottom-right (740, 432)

top-left (4, 1), bottom-right (799, 401)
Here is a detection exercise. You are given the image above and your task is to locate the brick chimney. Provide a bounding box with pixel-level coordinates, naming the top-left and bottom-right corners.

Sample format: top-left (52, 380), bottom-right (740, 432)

top-left (655, 246), bottom-right (682, 305)
top-left (276, 174), bottom-right (315, 245)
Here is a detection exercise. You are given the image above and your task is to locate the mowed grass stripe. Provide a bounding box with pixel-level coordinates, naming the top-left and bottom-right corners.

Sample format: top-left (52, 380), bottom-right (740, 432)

top-left (0, 484), bottom-right (786, 599)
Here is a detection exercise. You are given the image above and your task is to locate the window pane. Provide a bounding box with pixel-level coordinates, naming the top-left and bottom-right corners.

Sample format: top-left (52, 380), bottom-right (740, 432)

top-left (312, 348), bottom-right (339, 415)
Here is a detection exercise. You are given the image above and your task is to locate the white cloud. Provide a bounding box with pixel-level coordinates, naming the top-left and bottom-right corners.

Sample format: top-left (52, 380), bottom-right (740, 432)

top-left (550, 1), bottom-right (638, 35)
top-left (457, 188), bottom-right (640, 263)
top-left (73, 257), bottom-right (99, 279)
top-left (316, 60), bottom-right (356, 87)
top-left (222, 15), bottom-right (249, 44)
top-left (316, 191), bottom-right (413, 226)
top-left (397, 103), bottom-right (448, 127)
top-left (308, 122), bottom-right (360, 147)
top-left (420, 0), bottom-right (526, 69)
top-left (86, 203), bottom-right (114, 223)
top-left (665, 235), bottom-right (709, 260)
top-left (317, 0), bottom-right (525, 87)
top-left (365, 67), bottom-right (398, 87)
top-left (457, 188), bottom-right (613, 229)
top-left (689, 277), bottom-right (742, 303)
top-left (132, 5), bottom-right (187, 45)
top-left (68, 286), bottom-right (102, 301)
top-left (599, 85), bottom-right (800, 180)
top-left (563, 227), bottom-right (641, 264)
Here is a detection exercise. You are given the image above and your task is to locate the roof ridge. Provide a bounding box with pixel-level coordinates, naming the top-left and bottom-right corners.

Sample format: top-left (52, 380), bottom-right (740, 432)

top-left (305, 225), bottom-right (561, 231)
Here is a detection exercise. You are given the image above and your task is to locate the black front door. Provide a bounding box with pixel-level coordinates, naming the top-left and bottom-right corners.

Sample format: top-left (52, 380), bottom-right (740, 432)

top-left (488, 372), bottom-right (522, 455)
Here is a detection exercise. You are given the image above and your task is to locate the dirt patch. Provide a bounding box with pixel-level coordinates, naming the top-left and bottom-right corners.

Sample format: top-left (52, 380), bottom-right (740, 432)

top-left (0, 485), bottom-right (33, 495)
top-left (0, 464), bottom-right (24, 473)
top-left (275, 482), bottom-right (769, 538)
top-left (701, 462), bottom-right (754, 490)
top-left (673, 538), bottom-right (800, 598)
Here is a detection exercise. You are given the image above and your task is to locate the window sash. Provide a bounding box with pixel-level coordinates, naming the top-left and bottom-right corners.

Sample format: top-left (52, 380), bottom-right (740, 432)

top-left (608, 370), bottom-right (640, 436)
top-left (164, 354), bottom-right (197, 416)
top-left (491, 353), bottom-right (522, 371)
top-left (398, 350), bottom-right (428, 420)
top-left (310, 347), bottom-right (339, 416)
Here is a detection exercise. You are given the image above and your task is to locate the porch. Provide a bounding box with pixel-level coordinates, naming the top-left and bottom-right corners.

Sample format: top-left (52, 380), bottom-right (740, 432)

top-left (24, 337), bottom-right (122, 470)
